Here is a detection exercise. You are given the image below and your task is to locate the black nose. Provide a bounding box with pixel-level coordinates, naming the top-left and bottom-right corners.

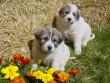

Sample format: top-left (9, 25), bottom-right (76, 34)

top-left (67, 18), bottom-right (71, 21)
top-left (48, 46), bottom-right (52, 50)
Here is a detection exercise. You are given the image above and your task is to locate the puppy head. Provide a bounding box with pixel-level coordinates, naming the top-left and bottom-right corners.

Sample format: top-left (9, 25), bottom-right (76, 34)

top-left (59, 4), bottom-right (80, 25)
top-left (34, 27), bottom-right (63, 53)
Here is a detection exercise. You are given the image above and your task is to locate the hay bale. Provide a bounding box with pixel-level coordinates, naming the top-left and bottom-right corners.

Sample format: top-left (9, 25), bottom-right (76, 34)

top-left (0, 0), bottom-right (109, 55)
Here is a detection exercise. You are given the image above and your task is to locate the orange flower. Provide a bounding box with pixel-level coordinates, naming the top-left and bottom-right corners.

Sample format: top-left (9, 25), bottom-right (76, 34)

top-left (13, 53), bottom-right (23, 62)
top-left (27, 71), bottom-right (34, 77)
top-left (48, 80), bottom-right (57, 83)
top-left (21, 56), bottom-right (30, 65)
top-left (10, 77), bottom-right (26, 83)
top-left (68, 69), bottom-right (80, 76)
top-left (53, 71), bottom-right (69, 83)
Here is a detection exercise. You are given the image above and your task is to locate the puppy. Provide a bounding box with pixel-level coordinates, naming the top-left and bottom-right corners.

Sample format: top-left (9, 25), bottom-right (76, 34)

top-left (52, 4), bottom-right (95, 55)
top-left (28, 26), bottom-right (70, 71)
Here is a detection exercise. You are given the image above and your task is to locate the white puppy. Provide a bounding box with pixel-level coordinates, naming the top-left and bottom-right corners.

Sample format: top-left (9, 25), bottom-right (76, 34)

top-left (28, 27), bottom-right (70, 71)
top-left (52, 4), bottom-right (95, 55)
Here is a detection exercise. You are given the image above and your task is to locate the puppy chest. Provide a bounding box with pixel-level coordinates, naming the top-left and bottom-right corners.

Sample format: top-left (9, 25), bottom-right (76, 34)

top-left (43, 55), bottom-right (53, 66)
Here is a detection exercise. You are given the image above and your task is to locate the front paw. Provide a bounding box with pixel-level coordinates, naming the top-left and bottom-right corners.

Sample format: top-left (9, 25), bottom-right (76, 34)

top-left (82, 41), bottom-right (87, 47)
top-left (75, 49), bottom-right (81, 55)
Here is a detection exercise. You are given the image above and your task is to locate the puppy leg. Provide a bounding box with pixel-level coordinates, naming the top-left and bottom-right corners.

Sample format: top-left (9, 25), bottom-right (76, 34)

top-left (73, 38), bottom-right (82, 55)
top-left (59, 63), bottom-right (66, 71)
top-left (59, 66), bottom-right (64, 71)
top-left (82, 39), bottom-right (89, 47)
top-left (82, 35), bottom-right (92, 47)
top-left (52, 60), bottom-right (61, 71)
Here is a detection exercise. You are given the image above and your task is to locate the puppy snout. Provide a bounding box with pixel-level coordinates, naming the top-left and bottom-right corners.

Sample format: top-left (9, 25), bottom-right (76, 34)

top-left (67, 18), bottom-right (71, 22)
top-left (48, 46), bottom-right (52, 50)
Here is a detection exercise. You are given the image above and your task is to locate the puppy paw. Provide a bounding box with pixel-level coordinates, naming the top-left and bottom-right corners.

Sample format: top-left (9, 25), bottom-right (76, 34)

top-left (75, 50), bottom-right (81, 55)
top-left (59, 67), bottom-right (64, 71)
top-left (82, 42), bottom-right (87, 47)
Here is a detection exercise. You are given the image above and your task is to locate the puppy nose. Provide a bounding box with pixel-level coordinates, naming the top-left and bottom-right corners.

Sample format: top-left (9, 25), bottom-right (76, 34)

top-left (48, 46), bottom-right (52, 50)
top-left (67, 18), bottom-right (71, 21)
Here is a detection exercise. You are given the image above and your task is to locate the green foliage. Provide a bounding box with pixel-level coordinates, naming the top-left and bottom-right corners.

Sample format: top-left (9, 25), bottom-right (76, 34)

top-left (66, 27), bottom-right (110, 83)
top-left (0, 79), bottom-right (9, 83)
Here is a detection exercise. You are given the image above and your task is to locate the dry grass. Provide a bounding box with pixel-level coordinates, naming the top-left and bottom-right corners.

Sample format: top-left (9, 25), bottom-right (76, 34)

top-left (0, 0), bottom-right (110, 56)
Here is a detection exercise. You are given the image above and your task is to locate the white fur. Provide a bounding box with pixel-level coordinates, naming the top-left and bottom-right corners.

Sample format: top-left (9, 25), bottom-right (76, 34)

top-left (42, 39), bottom-right (55, 52)
top-left (31, 39), bottom-right (70, 71)
top-left (61, 4), bottom-right (95, 55)
top-left (63, 4), bottom-right (78, 24)
top-left (65, 17), bottom-right (95, 55)
top-left (44, 41), bottom-right (70, 71)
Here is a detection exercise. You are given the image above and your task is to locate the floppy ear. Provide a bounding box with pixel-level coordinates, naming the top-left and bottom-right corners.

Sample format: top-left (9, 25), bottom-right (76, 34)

top-left (52, 16), bottom-right (57, 28)
top-left (59, 6), bottom-right (67, 16)
top-left (28, 40), bottom-right (33, 51)
top-left (58, 32), bottom-right (63, 43)
top-left (75, 10), bottom-right (80, 20)
top-left (59, 7), bottom-right (64, 16)
top-left (34, 29), bottom-right (43, 40)
top-left (28, 39), bottom-right (33, 58)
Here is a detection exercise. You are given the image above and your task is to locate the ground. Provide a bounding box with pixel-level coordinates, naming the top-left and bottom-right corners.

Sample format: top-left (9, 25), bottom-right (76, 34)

top-left (65, 27), bottom-right (110, 83)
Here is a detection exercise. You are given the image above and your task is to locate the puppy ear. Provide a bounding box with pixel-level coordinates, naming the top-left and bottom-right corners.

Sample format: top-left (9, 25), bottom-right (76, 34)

top-left (75, 10), bottom-right (80, 20)
top-left (28, 40), bottom-right (33, 51)
top-left (53, 28), bottom-right (63, 43)
top-left (28, 40), bottom-right (33, 58)
top-left (59, 4), bottom-right (70, 16)
top-left (52, 16), bottom-right (57, 28)
top-left (59, 5), bottom-right (66, 16)
top-left (59, 7), bottom-right (64, 16)
top-left (34, 29), bottom-right (42, 40)
top-left (58, 32), bottom-right (63, 43)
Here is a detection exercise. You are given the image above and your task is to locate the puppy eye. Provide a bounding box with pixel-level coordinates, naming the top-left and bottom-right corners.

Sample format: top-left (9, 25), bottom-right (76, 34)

top-left (43, 37), bottom-right (48, 41)
top-left (53, 39), bottom-right (57, 42)
top-left (64, 12), bottom-right (69, 14)
top-left (73, 13), bottom-right (76, 16)
top-left (63, 12), bottom-right (69, 16)
top-left (65, 12), bottom-right (69, 14)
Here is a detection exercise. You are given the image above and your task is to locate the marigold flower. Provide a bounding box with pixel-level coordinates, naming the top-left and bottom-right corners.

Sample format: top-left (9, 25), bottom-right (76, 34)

top-left (1, 65), bottom-right (19, 80)
top-left (13, 53), bottom-right (23, 62)
top-left (48, 80), bottom-right (57, 83)
top-left (53, 71), bottom-right (69, 83)
top-left (33, 71), bottom-right (45, 79)
top-left (47, 68), bottom-right (56, 74)
top-left (21, 56), bottom-right (30, 65)
top-left (10, 77), bottom-right (26, 83)
top-left (42, 73), bottom-right (54, 83)
top-left (68, 69), bottom-right (80, 76)
top-left (27, 70), bottom-right (54, 83)
top-left (27, 71), bottom-right (35, 77)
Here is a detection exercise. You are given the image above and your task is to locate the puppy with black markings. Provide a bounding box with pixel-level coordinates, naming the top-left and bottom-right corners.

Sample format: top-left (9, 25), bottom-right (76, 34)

top-left (52, 4), bottom-right (95, 55)
top-left (28, 26), bottom-right (70, 71)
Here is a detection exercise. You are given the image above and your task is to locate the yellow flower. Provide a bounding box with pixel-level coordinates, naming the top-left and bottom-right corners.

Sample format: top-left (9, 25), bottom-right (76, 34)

top-left (47, 68), bottom-right (56, 74)
top-left (33, 71), bottom-right (44, 79)
top-left (1, 65), bottom-right (19, 80)
top-left (42, 73), bottom-right (54, 83)
top-left (28, 70), bottom-right (54, 83)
